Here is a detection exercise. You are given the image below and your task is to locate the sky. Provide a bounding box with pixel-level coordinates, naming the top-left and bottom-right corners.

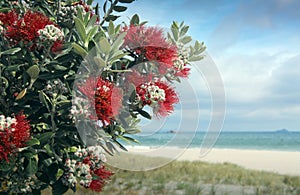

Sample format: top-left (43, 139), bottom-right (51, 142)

top-left (99, 0), bottom-right (300, 131)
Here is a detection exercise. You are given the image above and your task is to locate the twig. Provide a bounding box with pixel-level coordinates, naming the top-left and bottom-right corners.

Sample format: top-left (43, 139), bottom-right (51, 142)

top-left (100, 0), bottom-right (119, 26)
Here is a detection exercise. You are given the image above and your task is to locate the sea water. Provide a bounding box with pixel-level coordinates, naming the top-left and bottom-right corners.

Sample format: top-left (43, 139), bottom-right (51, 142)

top-left (123, 131), bottom-right (300, 151)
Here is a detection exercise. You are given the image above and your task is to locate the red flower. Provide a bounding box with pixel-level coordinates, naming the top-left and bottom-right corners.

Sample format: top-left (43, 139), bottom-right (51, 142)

top-left (0, 10), bottom-right (18, 26)
top-left (136, 81), bottom-right (178, 117)
top-left (78, 77), bottom-right (97, 100)
top-left (154, 82), bottom-right (179, 117)
top-left (94, 166), bottom-right (114, 180)
top-left (78, 77), bottom-right (123, 125)
top-left (175, 67), bottom-right (191, 78)
top-left (51, 40), bottom-right (64, 53)
top-left (4, 10), bottom-right (54, 44)
top-left (89, 180), bottom-right (104, 192)
top-left (72, 1), bottom-right (93, 13)
top-left (123, 25), bottom-right (170, 49)
top-left (0, 10), bottom-right (63, 52)
top-left (123, 25), bottom-right (178, 73)
top-left (0, 113), bottom-right (31, 162)
top-left (143, 46), bottom-right (177, 74)
top-left (89, 166), bottom-right (113, 192)
top-left (125, 70), bottom-right (152, 87)
top-left (72, 1), bottom-right (99, 23)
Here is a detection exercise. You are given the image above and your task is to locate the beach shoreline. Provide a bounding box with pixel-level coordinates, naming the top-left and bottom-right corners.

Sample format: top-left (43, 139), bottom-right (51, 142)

top-left (122, 146), bottom-right (300, 176)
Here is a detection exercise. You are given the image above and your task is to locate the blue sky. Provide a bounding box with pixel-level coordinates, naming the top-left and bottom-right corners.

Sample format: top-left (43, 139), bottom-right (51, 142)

top-left (99, 0), bottom-right (300, 131)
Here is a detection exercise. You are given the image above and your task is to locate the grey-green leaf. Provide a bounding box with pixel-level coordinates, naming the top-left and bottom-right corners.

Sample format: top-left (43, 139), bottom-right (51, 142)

top-left (27, 65), bottom-right (40, 80)
top-left (72, 43), bottom-right (88, 58)
top-left (74, 18), bottom-right (86, 43)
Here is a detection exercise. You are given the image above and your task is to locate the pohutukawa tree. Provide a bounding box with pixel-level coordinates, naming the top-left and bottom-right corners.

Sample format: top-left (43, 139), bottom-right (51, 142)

top-left (0, 0), bottom-right (205, 194)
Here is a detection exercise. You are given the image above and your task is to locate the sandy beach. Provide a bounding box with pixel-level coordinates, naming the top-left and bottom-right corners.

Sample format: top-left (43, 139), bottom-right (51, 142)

top-left (123, 147), bottom-right (300, 176)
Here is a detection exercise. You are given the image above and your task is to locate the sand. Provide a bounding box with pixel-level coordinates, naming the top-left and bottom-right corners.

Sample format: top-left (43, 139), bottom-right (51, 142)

top-left (123, 147), bottom-right (300, 176)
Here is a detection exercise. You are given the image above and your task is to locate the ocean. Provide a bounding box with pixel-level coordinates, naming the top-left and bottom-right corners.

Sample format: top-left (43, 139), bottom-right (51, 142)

top-left (124, 131), bottom-right (300, 151)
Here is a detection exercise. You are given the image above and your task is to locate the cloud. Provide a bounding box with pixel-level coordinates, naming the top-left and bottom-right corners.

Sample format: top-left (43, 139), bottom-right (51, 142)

top-left (97, 0), bottom-right (300, 131)
top-left (209, 0), bottom-right (300, 51)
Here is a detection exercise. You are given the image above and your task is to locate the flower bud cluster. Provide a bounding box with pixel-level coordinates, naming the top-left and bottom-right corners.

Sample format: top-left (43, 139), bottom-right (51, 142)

top-left (62, 146), bottom-right (107, 188)
top-left (173, 43), bottom-right (189, 71)
top-left (0, 115), bottom-right (17, 131)
top-left (44, 79), bottom-right (68, 97)
top-left (138, 82), bottom-right (166, 105)
top-left (0, 21), bottom-right (3, 34)
top-left (38, 24), bottom-right (64, 43)
top-left (58, 3), bottom-right (92, 27)
top-left (7, 177), bottom-right (39, 194)
top-left (70, 97), bottom-right (91, 121)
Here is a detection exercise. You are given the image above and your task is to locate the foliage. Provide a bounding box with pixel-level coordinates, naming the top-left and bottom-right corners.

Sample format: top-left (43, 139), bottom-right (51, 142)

top-left (0, 0), bottom-right (205, 194)
top-left (100, 155), bottom-right (300, 195)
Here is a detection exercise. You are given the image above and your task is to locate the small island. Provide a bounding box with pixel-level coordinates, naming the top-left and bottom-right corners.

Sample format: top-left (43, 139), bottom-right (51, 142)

top-left (167, 130), bottom-right (177, 134)
top-left (276, 129), bottom-right (289, 133)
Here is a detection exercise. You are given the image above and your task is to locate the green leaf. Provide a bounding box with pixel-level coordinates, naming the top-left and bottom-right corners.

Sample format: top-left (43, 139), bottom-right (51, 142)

top-left (171, 27), bottom-right (179, 41)
top-left (39, 91), bottom-right (50, 111)
top-left (114, 140), bottom-right (128, 151)
top-left (180, 36), bottom-right (192, 44)
top-left (94, 56), bottom-right (107, 68)
top-left (27, 65), bottom-right (40, 80)
top-left (74, 18), bottom-right (86, 43)
top-left (105, 141), bottom-right (117, 154)
top-left (0, 47), bottom-right (21, 56)
top-left (44, 144), bottom-right (53, 155)
top-left (42, 158), bottom-right (53, 167)
top-left (122, 136), bottom-right (140, 143)
top-left (138, 109), bottom-right (152, 119)
top-left (87, 0), bottom-right (93, 5)
top-left (113, 5), bottom-right (127, 12)
top-left (108, 20), bottom-right (115, 36)
top-left (179, 25), bottom-right (189, 37)
top-left (189, 55), bottom-right (204, 61)
top-left (118, 0), bottom-right (135, 3)
top-left (72, 43), bottom-right (88, 58)
top-left (130, 14), bottom-right (140, 25)
top-left (0, 76), bottom-right (9, 89)
top-left (86, 15), bottom-right (99, 31)
top-left (86, 26), bottom-right (98, 45)
top-left (111, 32), bottom-right (126, 52)
top-left (76, 5), bottom-right (84, 21)
top-left (25, 155), bottom-right (38, 176)
top-left (0, 8), bottom-right (10, 12)
top-left (83, 10), bottom-right (91, 24)
top-left (129, 87), bottom-right (137, 102)
top-left (105, 15), bottom-right (119, 22)
top-left (37, 132), bottom-right (54, 144)
top-left (54, 46), bottom-right (73, 60)
top-left (53, 65), bottom-right (68, 71)
top-left (52, 179), bottom-right (69, 195)
top-left (26, 138), bottom-right (40, 146)
top-left (98, 37), bottom-right (111, 56)
top-left (109, 53), bottom-right (127, 63)
top-left (125, 128), bottom-right (141, 134)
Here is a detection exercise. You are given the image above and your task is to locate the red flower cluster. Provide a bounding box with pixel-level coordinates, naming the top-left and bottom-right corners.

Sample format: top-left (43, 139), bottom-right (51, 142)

top-left (123, 25), bottom-right (178, 74)
top-left (72, 1), bottom-right (93, 13)
top-left (0, 113), bottom-right (31, 162)
top-left (63, 146), bottom-right (113, 192)
top-left (89, 166), bottom-right (114, 192)
top-left (175, 65), bottom-right (191, 78)
top-left (0, 10), bottom-right (63, 51)
top-left (136, 81), bottom-right (179, 117)
top-left (78, 77), bottom-right (123, 125)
